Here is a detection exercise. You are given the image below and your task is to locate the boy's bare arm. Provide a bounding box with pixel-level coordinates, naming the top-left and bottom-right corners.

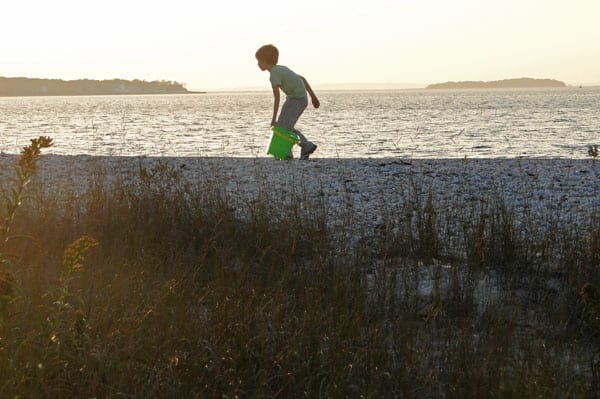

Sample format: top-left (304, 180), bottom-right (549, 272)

top-left (300, 76), bottom-right (320, 109)
top-left (271, 86), bottom-right (280, 126)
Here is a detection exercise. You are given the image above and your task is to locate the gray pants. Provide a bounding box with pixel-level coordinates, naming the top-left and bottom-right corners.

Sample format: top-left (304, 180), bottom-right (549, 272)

top-left (277, 96), bottom-right (310, 147)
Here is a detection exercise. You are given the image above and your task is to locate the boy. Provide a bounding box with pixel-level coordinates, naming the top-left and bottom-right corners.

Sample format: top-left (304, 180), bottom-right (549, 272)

top-left (255, 44), bottom-right (319, 160)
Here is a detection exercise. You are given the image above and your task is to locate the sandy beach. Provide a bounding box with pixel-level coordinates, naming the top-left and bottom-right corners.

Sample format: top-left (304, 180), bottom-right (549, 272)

top-left (2, 153), bottom-right (599, 396)
top-left (2, 154), bottom-right (598, 233)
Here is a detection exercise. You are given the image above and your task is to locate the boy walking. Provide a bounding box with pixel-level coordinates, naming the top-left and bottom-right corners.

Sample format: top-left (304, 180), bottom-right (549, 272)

top-left (255, 44), bottom-right (319, 160)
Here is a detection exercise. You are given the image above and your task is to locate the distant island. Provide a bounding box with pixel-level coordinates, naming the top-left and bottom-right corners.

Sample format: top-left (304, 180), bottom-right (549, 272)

top-left (426, 78), bottom-right (566, 90)
top-left (0, 77), bottom-right (200, 96)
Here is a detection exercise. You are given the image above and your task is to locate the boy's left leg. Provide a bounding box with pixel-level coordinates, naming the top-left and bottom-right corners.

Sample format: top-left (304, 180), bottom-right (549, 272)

top-left (277, 97), bottom-right (317, 159)
top-left (277, 97), bottom-right (307, 135)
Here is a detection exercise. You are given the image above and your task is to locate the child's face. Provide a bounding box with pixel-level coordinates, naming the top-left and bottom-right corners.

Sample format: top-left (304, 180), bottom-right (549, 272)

top-left (257, 58), bottom-right (271, 71)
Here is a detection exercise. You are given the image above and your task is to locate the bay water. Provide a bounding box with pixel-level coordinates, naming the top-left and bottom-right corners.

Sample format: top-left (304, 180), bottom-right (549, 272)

top-left (1, 87), bottom-right (598, 159)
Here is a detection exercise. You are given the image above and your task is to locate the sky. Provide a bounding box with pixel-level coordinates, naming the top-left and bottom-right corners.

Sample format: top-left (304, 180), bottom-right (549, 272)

top-left (2, 0), bottom-right (599, 90)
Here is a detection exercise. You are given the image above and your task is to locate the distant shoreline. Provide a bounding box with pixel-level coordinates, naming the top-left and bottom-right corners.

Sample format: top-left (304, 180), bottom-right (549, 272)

top-left (426, 78), bottom-right (566, 90)
top-left (0, 77), bottom-right (204, 97)
top-left (0, 92), bottom-right (206, 98)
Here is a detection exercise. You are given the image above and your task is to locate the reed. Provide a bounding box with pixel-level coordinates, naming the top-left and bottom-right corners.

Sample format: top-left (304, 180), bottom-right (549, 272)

top-left (0, 139), bottom-right (598, 397)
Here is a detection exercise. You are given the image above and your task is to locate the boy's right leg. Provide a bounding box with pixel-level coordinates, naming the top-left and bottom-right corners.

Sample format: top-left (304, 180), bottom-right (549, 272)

top-left (300, 141), bottom-right (317, 160)
top-left (291, 126), bottom-right (317, 159)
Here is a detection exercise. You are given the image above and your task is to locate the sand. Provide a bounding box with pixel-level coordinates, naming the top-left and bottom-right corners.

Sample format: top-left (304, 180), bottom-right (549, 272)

top-left (1, 154), bottom-right (598, 234)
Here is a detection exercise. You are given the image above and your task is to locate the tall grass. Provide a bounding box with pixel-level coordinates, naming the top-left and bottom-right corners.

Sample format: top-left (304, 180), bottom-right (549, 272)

top-left (0, 140), bottom-right (599, 397)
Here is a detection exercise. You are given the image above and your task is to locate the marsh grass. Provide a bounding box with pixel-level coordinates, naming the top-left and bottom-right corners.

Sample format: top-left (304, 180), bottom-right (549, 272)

top-left (0, 146), bottom-right (599, 397)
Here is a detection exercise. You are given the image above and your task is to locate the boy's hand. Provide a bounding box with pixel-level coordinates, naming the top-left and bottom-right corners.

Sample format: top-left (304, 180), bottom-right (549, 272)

top-left (312, 97), bottom-right (320, 109)
top-left (271, 118), bottom-right (277, 127)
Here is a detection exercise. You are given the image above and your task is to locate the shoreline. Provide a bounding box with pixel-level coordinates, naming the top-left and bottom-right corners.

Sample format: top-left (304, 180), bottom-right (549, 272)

top-left (2, 155), bottom-right (598, 232)
top-left (0, 91), bottom-right (204, 98)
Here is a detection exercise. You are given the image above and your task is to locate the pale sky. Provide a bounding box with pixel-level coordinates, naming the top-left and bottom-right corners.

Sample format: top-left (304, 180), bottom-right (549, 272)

top-left (2, 0), bottom-right (599, 90)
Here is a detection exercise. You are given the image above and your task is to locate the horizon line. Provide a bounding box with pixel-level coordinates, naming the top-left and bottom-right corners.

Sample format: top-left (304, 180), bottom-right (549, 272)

top-left (3, 75), bottom-right (598, 93)
top-left (196, 81), bottom-right (600, 92)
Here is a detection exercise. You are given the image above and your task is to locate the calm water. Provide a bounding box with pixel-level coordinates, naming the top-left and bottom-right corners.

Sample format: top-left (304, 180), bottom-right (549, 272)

top-left (1, 88), bottom-right (598, 158)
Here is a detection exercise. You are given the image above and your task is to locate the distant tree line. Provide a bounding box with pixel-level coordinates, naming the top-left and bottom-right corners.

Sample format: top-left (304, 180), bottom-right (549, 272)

top-left (426, 78), bottom-right (567, 89)
top-left (0, 77), bottom-right (192, 96)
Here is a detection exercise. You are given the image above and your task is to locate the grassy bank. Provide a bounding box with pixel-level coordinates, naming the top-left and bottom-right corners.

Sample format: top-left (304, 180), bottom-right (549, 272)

top-left (1, 139), bottom-right (599, 397)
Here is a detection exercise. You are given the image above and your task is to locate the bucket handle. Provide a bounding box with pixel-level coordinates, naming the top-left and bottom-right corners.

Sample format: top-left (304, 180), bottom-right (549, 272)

top-left (272, 127), bottom-right (299, 144)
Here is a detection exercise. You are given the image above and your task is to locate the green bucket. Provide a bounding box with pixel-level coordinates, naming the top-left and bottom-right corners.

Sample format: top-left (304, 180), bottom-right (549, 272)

top-left (267, 126), bottom-right (299, 160)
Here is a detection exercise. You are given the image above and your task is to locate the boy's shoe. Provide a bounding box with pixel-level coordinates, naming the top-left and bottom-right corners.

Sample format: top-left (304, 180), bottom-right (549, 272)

top-left (300, 142), bottom-right (317, 160)
top-left (285, 150), bottom-right (293, 160)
